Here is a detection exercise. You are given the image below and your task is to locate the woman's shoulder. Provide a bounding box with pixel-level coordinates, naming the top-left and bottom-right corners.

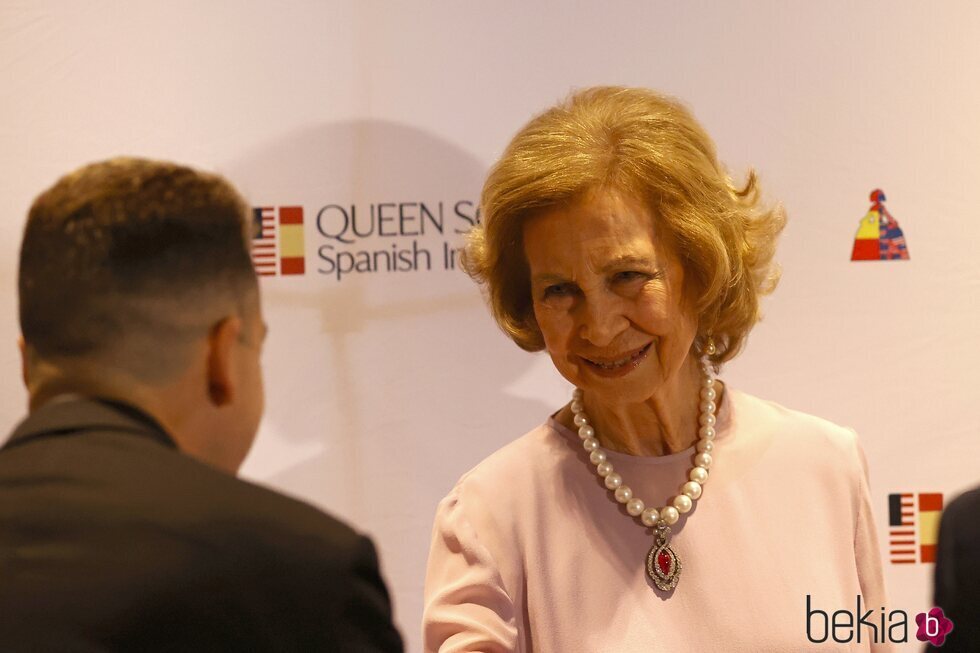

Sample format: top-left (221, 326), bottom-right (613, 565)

top-left (449, 419), bottom-right (574, 497)
top-left (431, 420), bottom-right (576, 563)
top-left (724, 390), bottom-right (872, 516)
top-left (728, 388), bottom-right (865, 465)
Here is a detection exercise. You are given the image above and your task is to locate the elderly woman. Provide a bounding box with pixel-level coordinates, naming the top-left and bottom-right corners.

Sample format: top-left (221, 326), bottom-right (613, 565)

top-left (423, 87), bottom-right (889, 652)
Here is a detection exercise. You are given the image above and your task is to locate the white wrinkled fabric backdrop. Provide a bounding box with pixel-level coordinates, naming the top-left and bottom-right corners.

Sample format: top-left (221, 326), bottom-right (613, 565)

top-left (1, 3), bottom-right (977, 650)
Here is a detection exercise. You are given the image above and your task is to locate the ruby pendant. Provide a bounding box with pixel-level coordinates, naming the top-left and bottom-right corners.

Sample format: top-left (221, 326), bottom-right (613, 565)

top-left (646, 525), bottom-right (682, 591)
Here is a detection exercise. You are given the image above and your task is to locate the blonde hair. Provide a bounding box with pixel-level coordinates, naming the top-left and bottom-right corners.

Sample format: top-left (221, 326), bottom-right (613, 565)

top-left (463, 86), bottom-right (785, 364)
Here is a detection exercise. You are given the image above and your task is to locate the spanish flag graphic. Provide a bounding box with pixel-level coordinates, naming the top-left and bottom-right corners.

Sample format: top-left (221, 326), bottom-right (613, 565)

top-left (888, 492), bottom-right (942, 564)
top-left (278, 206), bottom-right (306, 275)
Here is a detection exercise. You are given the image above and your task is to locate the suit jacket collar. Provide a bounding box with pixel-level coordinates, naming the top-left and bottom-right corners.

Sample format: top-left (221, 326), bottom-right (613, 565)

top-left (4, 396), bottom-right (177, 450)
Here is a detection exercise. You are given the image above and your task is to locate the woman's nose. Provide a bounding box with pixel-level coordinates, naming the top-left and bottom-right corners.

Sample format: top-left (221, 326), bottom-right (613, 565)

top-left (577, 293), bottom-right (628, 347)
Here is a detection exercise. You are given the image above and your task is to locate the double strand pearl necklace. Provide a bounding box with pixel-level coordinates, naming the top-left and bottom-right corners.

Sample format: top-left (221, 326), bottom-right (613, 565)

top-left (569, 349), bottom-right (719, 591)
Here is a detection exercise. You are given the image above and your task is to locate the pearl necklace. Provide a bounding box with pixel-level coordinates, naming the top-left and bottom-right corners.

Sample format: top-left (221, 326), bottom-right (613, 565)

top-left (569, 349), bottom-right (719, 591)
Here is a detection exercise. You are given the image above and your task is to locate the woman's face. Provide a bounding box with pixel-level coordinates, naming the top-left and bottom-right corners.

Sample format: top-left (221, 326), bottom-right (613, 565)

top-left (523, 190), bottom-right (698, 406)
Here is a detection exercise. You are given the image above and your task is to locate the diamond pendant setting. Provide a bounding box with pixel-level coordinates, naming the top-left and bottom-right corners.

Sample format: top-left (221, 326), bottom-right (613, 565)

top-left (646, 524), bottom-right (681, 591)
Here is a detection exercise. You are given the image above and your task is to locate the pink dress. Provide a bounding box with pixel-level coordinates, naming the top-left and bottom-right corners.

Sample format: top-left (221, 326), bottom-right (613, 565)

top-left (423, 389), bottom-right (892, 652)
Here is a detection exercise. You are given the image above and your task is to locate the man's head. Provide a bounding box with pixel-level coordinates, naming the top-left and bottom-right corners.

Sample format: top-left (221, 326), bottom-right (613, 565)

top-left (18, 157), bottom-right (265, 472)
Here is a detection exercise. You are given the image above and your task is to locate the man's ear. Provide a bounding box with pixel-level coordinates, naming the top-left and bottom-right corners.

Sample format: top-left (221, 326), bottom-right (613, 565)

top-left (205, 317), bottom-right (242, 407)
top-left (18, 337), bottom-right (29, 390)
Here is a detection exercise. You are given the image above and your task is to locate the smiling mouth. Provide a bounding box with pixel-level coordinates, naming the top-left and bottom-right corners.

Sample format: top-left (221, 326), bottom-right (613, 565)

top-left (580, 343), bottom-right (652, 373)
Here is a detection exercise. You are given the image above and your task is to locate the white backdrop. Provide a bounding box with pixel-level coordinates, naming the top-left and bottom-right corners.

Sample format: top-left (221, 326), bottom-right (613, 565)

top-left (2, 2), bottom-right (979, 651)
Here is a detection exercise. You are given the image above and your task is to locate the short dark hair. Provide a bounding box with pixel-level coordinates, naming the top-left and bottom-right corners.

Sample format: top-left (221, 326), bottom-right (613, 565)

top-left (19, 157), bottom-right (257, 380)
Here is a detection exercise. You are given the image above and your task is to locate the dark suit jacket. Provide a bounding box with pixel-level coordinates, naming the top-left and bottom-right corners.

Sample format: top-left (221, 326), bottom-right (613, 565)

top-left (928, 486), bottom-right (980, 653)
top-left (0, 397), bottom-right (403, 652)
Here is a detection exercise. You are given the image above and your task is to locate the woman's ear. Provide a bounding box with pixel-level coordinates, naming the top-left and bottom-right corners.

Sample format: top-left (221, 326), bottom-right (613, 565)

top-left (205, 316), bottom-right (242, 407)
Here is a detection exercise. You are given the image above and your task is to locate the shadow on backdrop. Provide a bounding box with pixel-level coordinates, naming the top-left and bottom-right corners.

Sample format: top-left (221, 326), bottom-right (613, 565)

top-left (222, 120), bottom-right (556, 523)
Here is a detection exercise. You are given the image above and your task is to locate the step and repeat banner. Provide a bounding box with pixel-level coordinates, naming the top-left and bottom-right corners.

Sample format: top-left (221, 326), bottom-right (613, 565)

top-left (2, 2), bottom-right (978, 650)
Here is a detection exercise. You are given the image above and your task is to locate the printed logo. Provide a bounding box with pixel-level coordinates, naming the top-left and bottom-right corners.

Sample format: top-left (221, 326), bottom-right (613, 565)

top-left (850, 189), bottom-right (910, 261)
top-left (915, 607), bottom-right (954, 647)
top-left (249, 200), bottom-right (479, 281)
top-left (805, 595), bottom-right (908, 645)
top-left (888, 492), bottom-right (943, 564)
top-left (251, 206), bottom-right (306, 277)
top-left (804, 597), bottom-right (956, 646)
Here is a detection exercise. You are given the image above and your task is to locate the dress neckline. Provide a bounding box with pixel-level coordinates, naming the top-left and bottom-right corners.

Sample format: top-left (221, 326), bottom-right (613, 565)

top-left (547, 385), bottom-right (734, 466)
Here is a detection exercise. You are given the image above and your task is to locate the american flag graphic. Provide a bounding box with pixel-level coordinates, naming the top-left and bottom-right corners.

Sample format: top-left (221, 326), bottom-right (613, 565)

top-left (888, 492), bottom-right (942, 564)
top-left (879, 221), bottom-right (909, 260)
top-left (251, 207), bottom-right (278, 276)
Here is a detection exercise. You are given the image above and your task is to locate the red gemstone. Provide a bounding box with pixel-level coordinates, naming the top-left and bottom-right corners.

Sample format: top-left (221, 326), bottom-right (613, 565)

top-left (657, 550), bottom-right (672, 576)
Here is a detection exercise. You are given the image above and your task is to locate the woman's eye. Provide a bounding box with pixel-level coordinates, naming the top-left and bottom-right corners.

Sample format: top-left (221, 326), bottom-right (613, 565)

top-left (613, 270), bottom-right (649, 283)
top-left (543, 283), bottom-right (573, 298)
